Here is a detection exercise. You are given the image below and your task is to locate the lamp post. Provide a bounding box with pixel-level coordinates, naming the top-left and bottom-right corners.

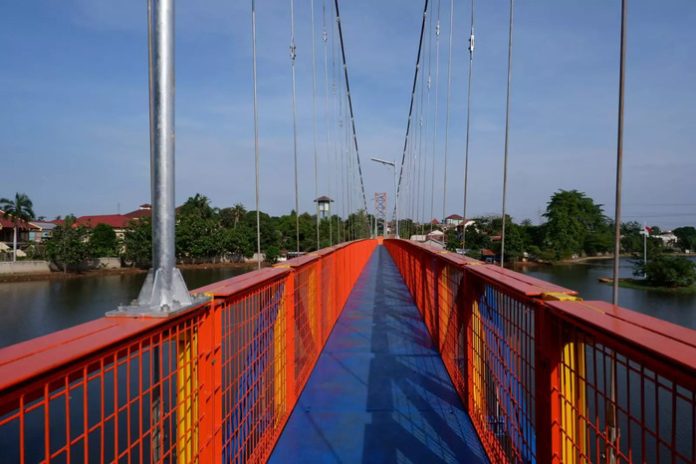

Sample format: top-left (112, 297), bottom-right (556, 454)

top-left (371, 157), bottom-right (399, 238)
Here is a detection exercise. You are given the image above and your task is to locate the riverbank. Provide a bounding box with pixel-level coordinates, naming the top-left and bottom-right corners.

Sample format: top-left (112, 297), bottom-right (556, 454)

top-left (0, 261), bottom-right (259, 284)
top-left (598, 277), bottom-right (696, 294)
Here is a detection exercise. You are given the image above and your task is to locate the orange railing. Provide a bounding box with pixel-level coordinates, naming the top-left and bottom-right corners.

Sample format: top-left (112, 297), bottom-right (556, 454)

top-left (384, 239), bottom-right (696, 464)
top-left (0, 239), bottom-right (376, 463)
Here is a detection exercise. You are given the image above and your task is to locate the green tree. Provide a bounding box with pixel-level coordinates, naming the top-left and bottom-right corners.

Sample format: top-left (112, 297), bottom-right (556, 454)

top-left (0, 192), bottom-right (35, 261)
top-left (462, 219), bottom-right (492, 256)
top-left (445, 229), bottom-right (459, 252)
top-left (123, 217), bottom-right (152, 267)
top-left (489, 216), bottom-right (526, 262)
top-left (89, 223), bottom-right (118, 257)
top-left (176, 194), bottom-right (224, 261)
top-left (222, 227), bottom-right (253, 260)
top-left (634, 255), bottom-right (696, 288)
top-left (45, 215), bottom-right (90, 272)
top-left (673, 226), bottom-right (696, 252)
top-left (542, 190), bottom-right (610, 260)
top-left (220, 203), bottom-right (247, 229)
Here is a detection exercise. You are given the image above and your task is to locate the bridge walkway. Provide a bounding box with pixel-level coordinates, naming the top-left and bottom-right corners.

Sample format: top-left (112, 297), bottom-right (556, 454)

top-left (269, 246), bottom-right (488, 463)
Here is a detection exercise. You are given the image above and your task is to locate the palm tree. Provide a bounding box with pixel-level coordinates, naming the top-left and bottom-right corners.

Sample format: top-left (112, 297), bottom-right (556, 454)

top-left (232, 203), bottom-right (247, 229)
top-left (0, 193), bottom-right (35, 262)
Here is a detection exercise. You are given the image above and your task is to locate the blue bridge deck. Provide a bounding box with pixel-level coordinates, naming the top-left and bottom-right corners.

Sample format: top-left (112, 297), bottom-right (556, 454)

top-left (269, 247), bottom-right (488, 463)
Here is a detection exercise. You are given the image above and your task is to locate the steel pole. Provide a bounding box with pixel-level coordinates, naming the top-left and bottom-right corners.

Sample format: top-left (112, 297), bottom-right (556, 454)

top-left (394, 166), bottom-right (400, 238)
top-left (150, 0), bottom-right (176, 305)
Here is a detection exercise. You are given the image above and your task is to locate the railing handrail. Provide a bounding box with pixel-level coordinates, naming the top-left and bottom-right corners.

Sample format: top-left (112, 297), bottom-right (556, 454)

top-left (0, 239), bottom-right (368, 398)
top-left (384, 238), bottom-right (696, 374)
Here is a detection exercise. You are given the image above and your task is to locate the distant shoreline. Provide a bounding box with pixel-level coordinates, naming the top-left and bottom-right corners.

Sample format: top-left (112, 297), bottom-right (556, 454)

top-left (598, 276), bottom-right (696, 294)
top-left (0, 261), bottom-right (258, 284)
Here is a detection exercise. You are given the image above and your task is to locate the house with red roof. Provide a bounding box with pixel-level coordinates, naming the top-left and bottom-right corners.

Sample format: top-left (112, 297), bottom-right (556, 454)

top-left (0, 210), bottom-right (39, 247)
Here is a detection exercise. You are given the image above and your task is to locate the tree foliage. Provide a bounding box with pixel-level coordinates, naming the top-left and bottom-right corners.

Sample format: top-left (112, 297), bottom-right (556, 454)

top-left (543, 190), bottom-right (611, 259)
top-left (45, 215), bottom-right (90, 272)
top-left (673, 226), bottom-right (696, 252)
top-left (123, 217), bottom-right (152, 267)
top-left (89, 224), bottom-right (118, 257)
top-left (0, 192), bottom-right (35, 260)
top-left (634, 255), bottom-right (696, 288)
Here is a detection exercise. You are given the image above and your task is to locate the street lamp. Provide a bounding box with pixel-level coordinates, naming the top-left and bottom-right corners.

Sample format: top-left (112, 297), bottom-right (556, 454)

top-left (371, 157), bottom-right (399, 239)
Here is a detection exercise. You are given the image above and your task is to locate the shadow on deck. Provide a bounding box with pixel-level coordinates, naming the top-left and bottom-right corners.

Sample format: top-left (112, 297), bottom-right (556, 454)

top-left (269, 246), bottom-right (488, 463)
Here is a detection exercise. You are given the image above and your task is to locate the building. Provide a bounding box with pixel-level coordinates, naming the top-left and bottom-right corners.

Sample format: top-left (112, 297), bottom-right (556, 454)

top-left (656, 231), bottom-right (678, 247)
top-left (28, 221), bottom-right (58, 242)
top-left (52, 204), bottom-right (152, 240)
top-left (426, 229), bottom-right (445, 243)
top-left (124, 203), bottom-right (152, 219)
top-left (0, 211), bottom-right (38, 246)
top-left (444, 214), bottom-right (464, 227)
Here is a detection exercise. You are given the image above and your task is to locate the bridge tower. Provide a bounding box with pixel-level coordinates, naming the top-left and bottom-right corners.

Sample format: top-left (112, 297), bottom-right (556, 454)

top-left (374, 192), bottom-right (387, 236)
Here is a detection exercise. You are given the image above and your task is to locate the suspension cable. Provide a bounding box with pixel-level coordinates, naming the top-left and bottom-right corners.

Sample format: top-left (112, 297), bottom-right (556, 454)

top-left (289, 0), bottom-right (300, 253)
top-left (251, 0), bottom-right (262, 270)
top-left (441, 0), bottom-right (455, 222)
top-left (429, 0), bottom-right (442, 231)
top-left (333, 0), bottom-right (368, 213)
top-left (310, 0), bottom-right (320, 250)
top-left (462, 0), bottom-right (475, 252)
top-left (395, 0), bottom-right (430, 224)
top-left (500, 0), bottom-right (514, 267)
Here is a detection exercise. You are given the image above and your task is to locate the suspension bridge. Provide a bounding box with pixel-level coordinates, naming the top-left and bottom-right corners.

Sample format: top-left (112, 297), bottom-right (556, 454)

top-left (1, 0), bottom-right (695, 463)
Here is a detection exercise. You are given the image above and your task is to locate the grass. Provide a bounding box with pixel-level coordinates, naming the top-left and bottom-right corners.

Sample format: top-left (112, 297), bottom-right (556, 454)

top-left (601, 277), bottom-right (696, 294)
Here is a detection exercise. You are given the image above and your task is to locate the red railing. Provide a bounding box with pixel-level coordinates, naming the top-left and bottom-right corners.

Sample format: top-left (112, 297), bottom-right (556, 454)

top-left (0, 239), bottom-right (376, 463)
top-left (383, 239), bottom-right (696, 464)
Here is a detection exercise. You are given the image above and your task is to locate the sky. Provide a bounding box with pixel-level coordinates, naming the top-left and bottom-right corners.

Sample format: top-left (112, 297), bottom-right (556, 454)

top-left (1, 1), bottom-right (694, 228)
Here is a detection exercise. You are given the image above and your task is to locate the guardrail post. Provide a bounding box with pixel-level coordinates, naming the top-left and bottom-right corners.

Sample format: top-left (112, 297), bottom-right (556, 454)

top-left (535, 307), bottom-right (562, 464)
top-left (284, 271), bottom-right (297, 402)
top-left (197, 299), bottom-right (222, 462)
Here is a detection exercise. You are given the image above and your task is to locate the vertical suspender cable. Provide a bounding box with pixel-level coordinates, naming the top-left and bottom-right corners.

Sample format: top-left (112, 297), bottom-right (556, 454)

top-left (612, 0), bottom-right (627, 307)
top-left (423, 4), bottom-right (432, 231)
top-left (441, 0), bottom-right (454, 222)
top-left (429, 0), bottom-right (442, 231)
top-left (310, 0), bottom-right (320, 250)
top-left (416, 65), bottom-right (425, 231)
top-left (251, 0), bottom-right (262, 270)
top-left (289, 0), bottom-right (300, 253)
top-left (462, 0), bottom-right (475, 252)
top-left (500, 0), bottom-right (514, 267)
top-left (322, 0), bottom-right (333, 245)
top-left (609, 2), bottom-right (628, 462)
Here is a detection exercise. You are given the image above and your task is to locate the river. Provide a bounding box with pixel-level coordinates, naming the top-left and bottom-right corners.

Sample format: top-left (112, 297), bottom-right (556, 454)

top-left (1, 256), bottom-right (695, 349)
top-left (0, 267), bottom-right (251, 348)
top-left (518, 256), bottom-right (696, 330)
